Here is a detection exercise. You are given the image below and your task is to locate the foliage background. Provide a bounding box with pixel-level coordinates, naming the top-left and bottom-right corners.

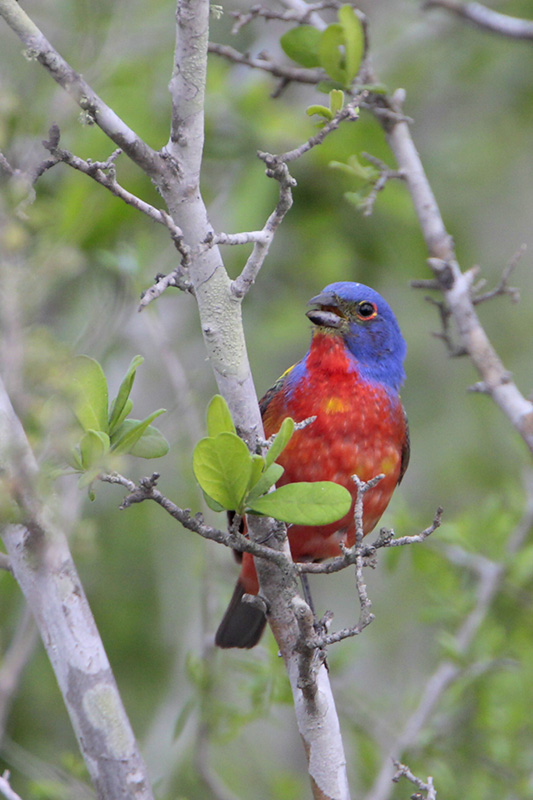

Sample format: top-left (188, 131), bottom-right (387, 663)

top-left (1, 0), bottom-right (533, 798)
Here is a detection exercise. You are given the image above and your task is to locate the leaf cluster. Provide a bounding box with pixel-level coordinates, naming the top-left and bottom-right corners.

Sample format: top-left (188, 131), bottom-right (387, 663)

top-left (280, 5), bottom-right (364, 89)
top-left (193, 395), bottom-right (351, 526)
top-left (68, 355), bottom-right (169, 494)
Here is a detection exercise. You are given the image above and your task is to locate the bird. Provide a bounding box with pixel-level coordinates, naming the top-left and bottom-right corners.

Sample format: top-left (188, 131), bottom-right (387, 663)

top-left (215, 281), bottom-right (409, 648)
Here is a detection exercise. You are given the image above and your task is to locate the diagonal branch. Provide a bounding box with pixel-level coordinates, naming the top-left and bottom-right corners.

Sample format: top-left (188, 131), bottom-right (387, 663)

top-left (0, 0), bottom-right (163, 179)
top-left (423, 0), bottom-right (533, 40)
top-left (39, 125), bottom-right (190, 256)
top-left (371, 89), bottom-right (533, 453)
top-left (100, 471), bottom-right (293, 572)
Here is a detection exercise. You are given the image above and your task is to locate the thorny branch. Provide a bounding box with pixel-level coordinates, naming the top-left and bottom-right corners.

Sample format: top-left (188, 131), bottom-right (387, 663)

top-left (423, 0), bottom-right (533, 41)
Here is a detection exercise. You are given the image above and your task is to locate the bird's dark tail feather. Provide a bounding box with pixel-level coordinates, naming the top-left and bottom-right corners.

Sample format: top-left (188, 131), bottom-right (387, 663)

top-left (215, 579), bottom-right (267, 649)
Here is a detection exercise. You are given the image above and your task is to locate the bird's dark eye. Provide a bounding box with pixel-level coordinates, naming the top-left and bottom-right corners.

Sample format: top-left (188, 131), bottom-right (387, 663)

top-left (356, 301), bottom-right (377, 320)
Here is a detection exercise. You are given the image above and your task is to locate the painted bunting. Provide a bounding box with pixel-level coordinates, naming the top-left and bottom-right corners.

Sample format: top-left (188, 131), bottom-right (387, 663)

top-left (215, 281), bottom-right (409, 648)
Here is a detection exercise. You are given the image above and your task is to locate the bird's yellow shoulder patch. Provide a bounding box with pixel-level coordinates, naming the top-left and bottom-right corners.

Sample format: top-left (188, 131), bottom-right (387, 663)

top-left (323, 396), bottom-right (350, 414)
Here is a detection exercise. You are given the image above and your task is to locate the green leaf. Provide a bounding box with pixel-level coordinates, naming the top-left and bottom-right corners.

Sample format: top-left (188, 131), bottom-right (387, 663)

top-left (246, 463), bottom-right (284, 503)
top-left (77, 468), bottom-right (100, 491)
top-left (67, 446), bottom-right (84, 471)
top-left (128, 425), bottom-right (169, 459)
top-left (280, 25), bottom-right (322, 68)
top-left (338, 5), bottom-right (364, 83)
top-left (206, 394), bottom-right (236, 437)
top-left (319, 23), bottom-right (346, 85)
top-left (193, 431), bottom-right (252, 511)
top-left (329, 88), bottom-right (344, 115)
top-left (174, 696), bottom-right (198, 740)
top-left (247, 481), bottom-right (351, 525)
top-left (265, 417), bottom-right (295, 468)
top-left (248, 453), bottom-right (266, 491)
top-left (306, 104), bottom-right (333, 120)
top-left (111, 409), bottom-right (166, 455)
top-left (71, 356), bottom-right (109, 433)
top-left (203, 491), bottom-right (226, 513)
top-left (79, 429), bottom-right (110, 470)
top-left (330, 154), bottom-right (378, 182)
top-left (108, 355), bottom-right (144, 434)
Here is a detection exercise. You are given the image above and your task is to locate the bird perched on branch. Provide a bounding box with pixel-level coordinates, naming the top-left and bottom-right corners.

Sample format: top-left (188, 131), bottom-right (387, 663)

top-left (215, 281), bottom-right (409, 648)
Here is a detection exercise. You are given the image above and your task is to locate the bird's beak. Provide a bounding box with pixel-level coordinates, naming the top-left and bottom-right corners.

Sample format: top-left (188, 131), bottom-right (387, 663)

top-left (306, 291), bottom-right (345, 329)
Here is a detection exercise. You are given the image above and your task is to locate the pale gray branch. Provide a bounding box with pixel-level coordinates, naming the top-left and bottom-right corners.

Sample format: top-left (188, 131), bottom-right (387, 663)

top-left (378, 91), bottom-right (533, 453)
top-left (0, 771), bottom-right (24, 800)
top-left (0, 0), bottom-right (162, 178)
top-left (365, 475), bottom-right (533, 800)
top-left (392, 762), bottom-right (436, 800)
top-left (0, 375), bottom-right (154, 800)
top-left (0, 553), bottom-right (11, 572)
top-left (40, 126), bottom-right (189, 255)
top-left (423, 0), bottom-right (533, 40)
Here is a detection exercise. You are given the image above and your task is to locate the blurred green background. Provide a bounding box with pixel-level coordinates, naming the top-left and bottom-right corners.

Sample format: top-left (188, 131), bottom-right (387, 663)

top-left (1, 1), bottom-right (533, 798)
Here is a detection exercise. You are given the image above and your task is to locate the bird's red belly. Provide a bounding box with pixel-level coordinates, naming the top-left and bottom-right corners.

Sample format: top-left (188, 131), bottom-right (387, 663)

top-left (263, 370), bottom-right (406, 561)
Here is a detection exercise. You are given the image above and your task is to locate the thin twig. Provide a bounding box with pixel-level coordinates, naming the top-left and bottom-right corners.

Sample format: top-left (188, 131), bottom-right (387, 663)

top-left (315, 476), bottom-right (378, 646)
top-left (40, 125), bottom-right (190, 258)
top-left (100, 472), bottom-right (293, 571)
top-left (0, 607), bottom-right (38, 743)
top-left (364, 476), bottom-right (533, 800)
top-left (230, 2), bottom-right (341, 34)
top-left (299, 506), bottom-right (443, 574)
top-left (392, 761), bottom-right (437, 800)
top-left (231, 158), bottom-right (296, 298)
top-left (423, 0), bottom-right (533, 41)
top-left (358, 152), bottom-right (405, 216)
top-left (208, 42), bottom-right (324, 84)
top-left (472, 245), bottom-right (525, 305)
top-left (271, 99), bottom-right (361, 165)
top-left (0, 0), bottom-right (162, 178)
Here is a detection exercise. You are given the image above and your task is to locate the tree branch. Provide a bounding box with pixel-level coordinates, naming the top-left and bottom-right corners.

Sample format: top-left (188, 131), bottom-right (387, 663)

top-left (0, 375), bottom-right (154, 800)
top-left (371, 89), bottom-right (533, 453)
top-left (100, 471), bottom-right (293, 571)
top-left (0, 771), bottom-right (25, 800)
top-left (364, 474), bottom-right (533, 800)
top-left (423, 0), bottom-right (533, 40)
top-left (39, 125), bottom-right (191, 257)
top-left (0, 0), bottom-right (163, 179)
top-left (392, 762), bottom-right (436, 800)
top-left (208, 42), bottom-right (324, 85)
top-left (230, 159), bottom-right (296, 298)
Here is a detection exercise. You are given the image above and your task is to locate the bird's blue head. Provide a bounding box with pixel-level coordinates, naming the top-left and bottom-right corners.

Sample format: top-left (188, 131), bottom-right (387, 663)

top-left (306, 281), bottom-right (407, 392)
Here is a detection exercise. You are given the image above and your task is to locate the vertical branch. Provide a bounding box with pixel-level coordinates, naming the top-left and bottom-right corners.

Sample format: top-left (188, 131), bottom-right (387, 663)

top-left (0, 376), bottom-right (154, 800)
top-left (161, 0), bottom-right (264, 443)
top-left (382, 103), bottom-right (533, 452)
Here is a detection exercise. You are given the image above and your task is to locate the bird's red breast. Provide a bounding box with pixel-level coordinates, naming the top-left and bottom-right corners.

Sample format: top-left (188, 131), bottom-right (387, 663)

top-left (240, 330), bottom-right (409, 594)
